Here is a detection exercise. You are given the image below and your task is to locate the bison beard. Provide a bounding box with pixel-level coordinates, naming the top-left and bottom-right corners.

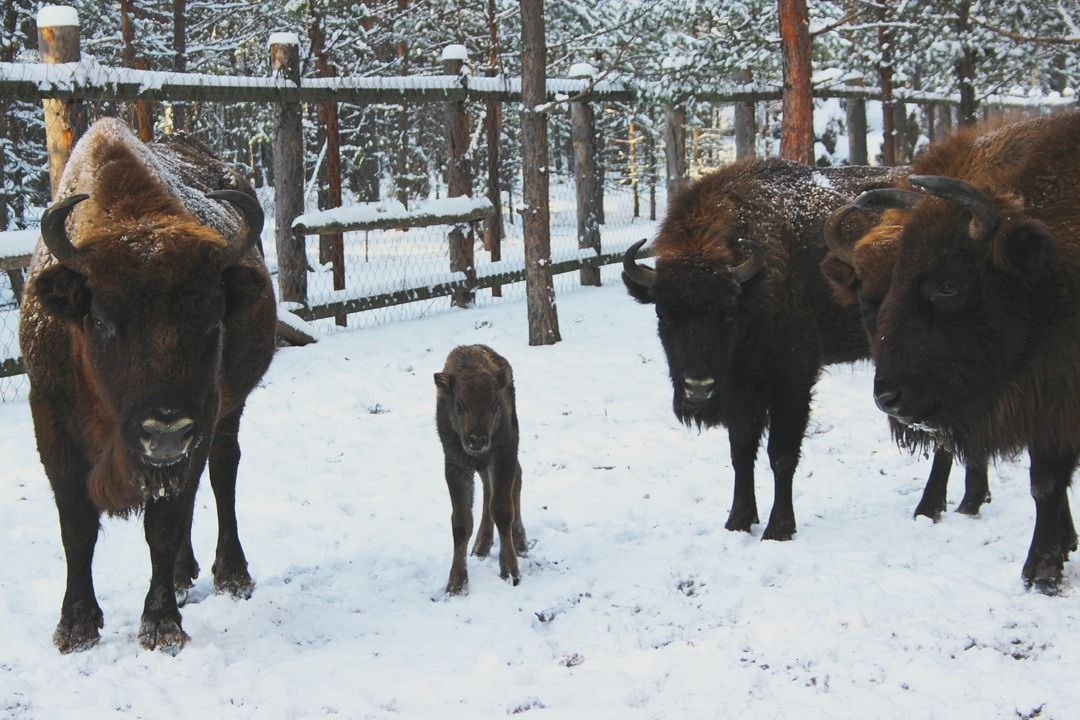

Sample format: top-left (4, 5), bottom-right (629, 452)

top-left (623, 158), bottom-right (898, 541)
top-left (19, 118), bottom-right (277, 653)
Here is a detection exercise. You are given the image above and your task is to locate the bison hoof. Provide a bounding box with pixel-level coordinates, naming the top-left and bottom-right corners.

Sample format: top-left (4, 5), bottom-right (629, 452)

top-left (724, 510), bottom-right (759, 533)
top-left (138, 615), bottom-right (189, 654)
top-left (500, 565), bottom-right (521, 586)
top-left (956, 492), bottom-right (990, 516)
top-left (913, 499), bottom-right (945, 522)
top-left (213, 567), bottom-right (255, 600)
top-left (53, 604), bottom-right (104, 653)
top-left (762, 521), bottom-right (796, 542)
top-left (174, 558), bottom-right (200, 593)
top-left (1022, 552), bottom-right (1064, 594)
top-left (446, 571), bottom-right (468, 596)
top-left (471, 538), bottom-right (493, 558)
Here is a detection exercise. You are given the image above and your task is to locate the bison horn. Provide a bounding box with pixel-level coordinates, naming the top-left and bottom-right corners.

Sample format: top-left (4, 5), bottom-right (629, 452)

top-left (208, 189), bottom-right (264, 266)
top-left (730, 239), bottom-right (765, 284)
top-left (40, 194), bottom-right (90, 273)
top-left (622, 238), bottom-right (656, 288)
top-left (907, 174), bottom-right (999, 242)
top-left (852, 188), bottom-right (923, 212)
top-left (824, 202), bottom-right (861, 265)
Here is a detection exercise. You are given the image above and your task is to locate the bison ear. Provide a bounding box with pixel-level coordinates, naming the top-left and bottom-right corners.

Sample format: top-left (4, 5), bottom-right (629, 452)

top-left (819, 255), bottom-right (859, 306)
top-left (995, 219), bottom-right (1055, 283)
top-left (223, 265), bottom-right (270, 314)
top-left (434, 372), bottom-right (455, 391)
top-left (622, 272), bottom-right (654, 304)
top-left (32, 263), bottom-right (89, 320)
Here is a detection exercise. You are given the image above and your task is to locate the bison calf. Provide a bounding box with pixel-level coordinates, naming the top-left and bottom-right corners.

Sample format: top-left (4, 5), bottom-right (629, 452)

top-left (435, 345), bottom-right (526, 594)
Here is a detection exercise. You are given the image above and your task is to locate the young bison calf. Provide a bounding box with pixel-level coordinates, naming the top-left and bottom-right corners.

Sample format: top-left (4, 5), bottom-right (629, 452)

top-left (435, 345), bottom-right (527, 594)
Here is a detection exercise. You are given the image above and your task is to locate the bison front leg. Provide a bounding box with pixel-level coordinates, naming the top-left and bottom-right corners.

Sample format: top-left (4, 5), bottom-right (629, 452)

top-left (1022, 449), bottom-right (1078, 593)
top-left (489, 456), bottom-right (521, 585)
top-left (139, 486), bottom-right (197, 653)
top-left (913, 449), bottom-right (952, 521)
top-left (173, 493), bottom-right (200, 603)
top-left (956, 454), bottom-right (991, 516)
top-left (472, 469), bottom-right (494, 557)
top-left (725, 425), bottom-right (763, 532)
top-left (762, 394), bottom-right (810, 541)
top-left (52, 482), bottom-right (105, 653)
top-left (445, 459), bottom-right (475, 595)
top-left (208, 407), bottom-right (254, 599)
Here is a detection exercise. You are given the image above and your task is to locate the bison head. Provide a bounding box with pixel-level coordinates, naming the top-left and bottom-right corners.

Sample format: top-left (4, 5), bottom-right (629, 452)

top-left (862, 175), bottom-right (1056, 440)
top-left (435, 367), bottom-right (510, 456)
top-left (623, 237), bottom-right (765, 425)
top-left (31, 190), bottom-right (267, 499)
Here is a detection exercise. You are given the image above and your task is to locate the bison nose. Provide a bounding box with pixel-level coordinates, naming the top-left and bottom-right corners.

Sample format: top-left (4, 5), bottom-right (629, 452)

top-left (683, 376), bottom-right (715, 404)
top-left (874, 387), bottom-right (904, 416)
top-left (140, 415), bottom-right (195, 464)
top-left (465, 433), bottom-right (489, 453)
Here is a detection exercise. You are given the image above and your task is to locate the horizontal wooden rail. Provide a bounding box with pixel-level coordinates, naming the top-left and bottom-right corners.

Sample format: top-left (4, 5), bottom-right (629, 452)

top-left (295, 243), bottom-right (651, 323)
top-left (0, 61), bottom-right (634, 104)
top-left (293, 198), bottom-right (495, 236)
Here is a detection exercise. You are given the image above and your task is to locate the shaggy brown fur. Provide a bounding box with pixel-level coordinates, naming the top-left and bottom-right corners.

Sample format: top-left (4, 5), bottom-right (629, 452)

top-left (860, 110), bottom-right (1080, 590)
top-left (19, 117), bottom-right (276, 653)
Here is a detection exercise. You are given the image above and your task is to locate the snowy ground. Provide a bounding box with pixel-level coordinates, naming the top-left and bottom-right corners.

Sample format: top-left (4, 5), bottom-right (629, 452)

top-left (2, 281), bottom-right (1078, 720)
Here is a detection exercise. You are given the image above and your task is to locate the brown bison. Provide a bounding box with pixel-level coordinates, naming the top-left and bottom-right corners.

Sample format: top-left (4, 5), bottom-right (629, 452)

top-left (821, 171), bottom-right (991, 521)
top-left (19, 118), bottom-right (277, 652)
top-left (435, 344), bottom-right (526, 594)
top-left (623, 158), bottom-right (902, 540)
top-left (847, 110), bottom-right (1080, 590)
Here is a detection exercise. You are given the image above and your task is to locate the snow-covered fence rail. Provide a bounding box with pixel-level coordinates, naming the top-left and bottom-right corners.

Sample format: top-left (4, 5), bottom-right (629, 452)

top-left (0, 229), bottom-right (36, 382)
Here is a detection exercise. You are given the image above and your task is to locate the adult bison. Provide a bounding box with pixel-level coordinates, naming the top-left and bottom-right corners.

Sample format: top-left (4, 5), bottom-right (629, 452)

top-left (623, 158), bottom-right (901, 540)
top-left (850, 110), bottom-right (1080, 590)
top-left (822, 169), bottom-right (991, 521)
top-left (19, 117), bottom-right (277, 652)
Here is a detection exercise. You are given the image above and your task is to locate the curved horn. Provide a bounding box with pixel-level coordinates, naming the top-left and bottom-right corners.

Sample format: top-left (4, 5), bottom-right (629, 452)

top-left (40, 194), bottom-right (90, 273)
top-left (852, 188), bottom-right (924, 212)
top-left (907, 174), bottom-right (999, 241)
top-left (730, 239), bottom-right (765, 284)
top-left (622, 238), bottom-right (656, 288)
top-left (207, 189), bottom-right (264, 266)
top-left (824, 202), bottom-right (861, 264)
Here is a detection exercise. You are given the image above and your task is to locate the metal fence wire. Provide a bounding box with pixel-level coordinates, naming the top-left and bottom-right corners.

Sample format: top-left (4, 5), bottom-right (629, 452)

top-left (0, 96), bottom-right (681, 401)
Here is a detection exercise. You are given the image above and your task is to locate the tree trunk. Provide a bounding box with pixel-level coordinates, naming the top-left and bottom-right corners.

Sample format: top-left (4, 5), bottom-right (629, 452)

top-left (484, 0), bottom-right (504, 297)
top-left (270, 37), bottom-right (307, 305)
top-left (120, 0), bottom-right (153, 141)
top-left (664, 105), bottom-right (687, 197)
top-left (876, 0), bottom-right (896, 165)
top-left (572, 99), bottom-right (600, 286)
top-left (734, 68), bottom-right (756, 160)
top-left (444, 54), bottom-right (475, 307)
top-left (519, 0), bottom-right (560, 345)
top-left (778, 0), bottom-right (813, 164)
top-left (172, 0), bottom-right (189, 132)
top-left (955, 0), bottom-right (978, 126)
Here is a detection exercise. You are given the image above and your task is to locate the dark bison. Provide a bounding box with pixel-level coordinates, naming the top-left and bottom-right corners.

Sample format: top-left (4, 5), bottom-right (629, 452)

top-left (19, 117), bottom-right (277, 652)
top-left (435, 344), bottom-right (526, 593)
top-left (821, 168), bottom-right (991, 521)
top-left (851, 110), bottom-right (1080, 590)
top-left (623, 158), bottom-right (902, 540)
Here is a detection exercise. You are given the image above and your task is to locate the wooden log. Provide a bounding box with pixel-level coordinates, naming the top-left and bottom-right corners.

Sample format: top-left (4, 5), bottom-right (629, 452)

top-left (443, 47), bottom-right (475, 308)
top-left (270, 33), bottom-right (307, 305)
top-left (37, 6), bottom-right (85, 199)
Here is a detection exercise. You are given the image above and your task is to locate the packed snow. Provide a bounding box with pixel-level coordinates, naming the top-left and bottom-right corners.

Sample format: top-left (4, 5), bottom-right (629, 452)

top-left (1, 279), bottom-right (1077, 719)
top-left (35, 5), bottom-right (79, 28)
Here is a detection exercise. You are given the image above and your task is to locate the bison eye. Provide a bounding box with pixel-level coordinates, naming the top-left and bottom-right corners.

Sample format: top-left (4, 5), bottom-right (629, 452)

top-left (90, 314), bottom-right (115, 339)
top-left (935, 281), bottom-right (958, 297)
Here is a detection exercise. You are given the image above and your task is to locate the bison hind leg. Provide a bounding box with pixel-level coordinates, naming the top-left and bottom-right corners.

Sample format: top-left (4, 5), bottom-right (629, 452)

top-left (53, 600), bottom-right (104, 653)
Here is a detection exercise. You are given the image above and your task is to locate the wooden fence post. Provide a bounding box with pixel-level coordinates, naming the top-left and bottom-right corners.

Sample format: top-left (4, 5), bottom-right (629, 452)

top-left (270, 32), bottom-right (307, 306)
top-left (664, 104), bottom-right (688, 197)
top-left (569, 62), bottom-right (600, 287)
top-left (442, 45), bottom-right (475, 307)
top-left (845, 79), bottom-right (868, 165)
top-left (734, 68), bottom-right (756, 160)
top-left (37, 5), bottom-right (85, 199)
